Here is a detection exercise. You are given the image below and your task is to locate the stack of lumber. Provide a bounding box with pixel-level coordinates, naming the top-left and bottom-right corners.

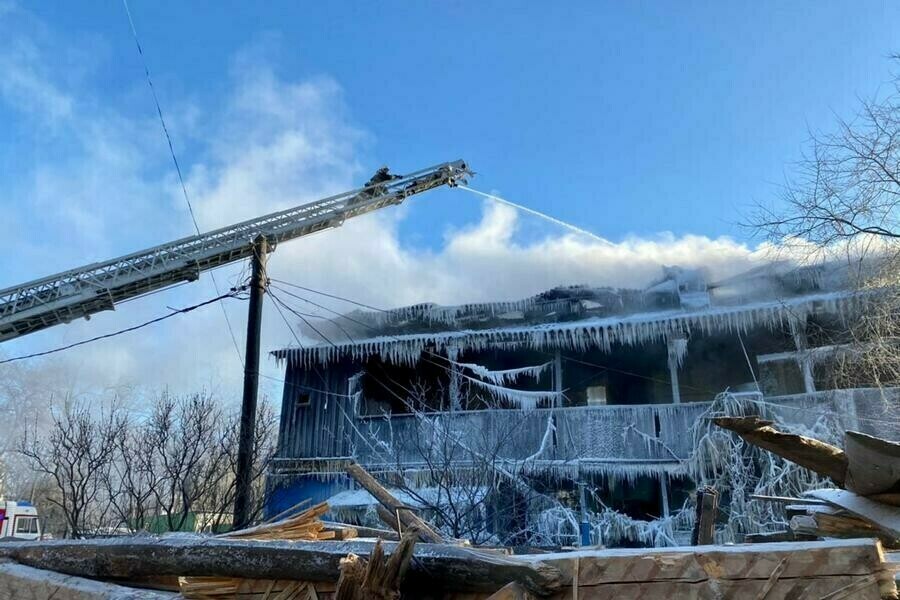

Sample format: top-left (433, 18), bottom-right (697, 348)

top-left (223, 501), bottom-right (350, 542)
top-left (715, 417), bottom-right (900, 548)
top-left (179, 501), bottom-right (357, 599)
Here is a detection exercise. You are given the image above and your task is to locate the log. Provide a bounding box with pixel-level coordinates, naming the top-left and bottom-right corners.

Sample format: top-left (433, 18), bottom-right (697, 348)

top-left (714, 416), bottom-right (848, 485)
top-left (844, 431), bottom-right (900, 496)
top-left (0, 536), bottom-right (562, 595)
top-left (345, 463), bottom-right (446, 543)
top-left (0, 560), bottom-right (175, 599)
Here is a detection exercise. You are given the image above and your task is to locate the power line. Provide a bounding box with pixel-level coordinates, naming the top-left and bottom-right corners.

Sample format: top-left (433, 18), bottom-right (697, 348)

top-left (0, 290), bottom-right (246, 366)
top-left (269, 279), bottom-right (388, 313)
top-left (121, 0), bottom-right (245, 368)
top-left (269, 287), bottom-right (357, 343)
top-left (268, 290), bottom-right (339, 349)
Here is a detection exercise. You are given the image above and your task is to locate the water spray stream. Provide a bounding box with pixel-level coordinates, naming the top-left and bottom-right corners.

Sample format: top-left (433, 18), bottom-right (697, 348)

top-left (458, 185), bottom-right (612, 245)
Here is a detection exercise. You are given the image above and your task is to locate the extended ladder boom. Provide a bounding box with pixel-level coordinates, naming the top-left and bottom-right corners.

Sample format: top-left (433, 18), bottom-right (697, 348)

top-left (0, 160), bottom-right (470, 342)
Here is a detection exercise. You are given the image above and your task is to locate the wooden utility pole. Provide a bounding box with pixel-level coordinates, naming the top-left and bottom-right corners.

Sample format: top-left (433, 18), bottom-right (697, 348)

top-left (234, 235), bottom-right (269, 529)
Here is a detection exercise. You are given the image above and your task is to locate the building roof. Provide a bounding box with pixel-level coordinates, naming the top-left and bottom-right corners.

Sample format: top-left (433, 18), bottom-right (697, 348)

top-left (274, 261), bottom-right (870, 367)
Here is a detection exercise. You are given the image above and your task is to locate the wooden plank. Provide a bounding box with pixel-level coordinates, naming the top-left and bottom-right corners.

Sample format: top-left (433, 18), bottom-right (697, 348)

top-left (544, 575), bottom-right (883, 600)
top-left (324, 526), bottom-right (358, 541)
top-left (0, 537), bottom-right (562, 595)
top-left (754, 557), bottom-right (787, 600)
top-left (806, 489), bottom-right (900, 542)
top-left (0, 560), bottom-right (175, 599)
top-left (322, 521), bottom-right (398, 541)
top-left (345, 463), bottom-right (445, 543)
top-left (714, 417), bottom-right (848, 485)
top-left (519, 539), bottom-right (890, 586)
top-left (844, 431), bottom-right (900, 496)
top-left (486, 582), bottom-right (536, 599)
top-left (744, 531), bottom-right (798, 544)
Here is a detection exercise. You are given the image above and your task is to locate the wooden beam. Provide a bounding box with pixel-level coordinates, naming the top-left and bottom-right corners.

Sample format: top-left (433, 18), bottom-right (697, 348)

top-left (540, 576), bottom-right (883, 600)
top-left (0, 537), bottom-right (562, 596)
top-left (345, 462), bottom-right (445, 543)
top-left (692, 487), bottom-right (718, 545)
top-left (517, 538), bottom-right (891, 588)
top-left (713, 416), bottom-right (848, 485)
top-left (805, 489), bottom-right (900, 543)
top-left (844, 431), bottom-right (900, 496)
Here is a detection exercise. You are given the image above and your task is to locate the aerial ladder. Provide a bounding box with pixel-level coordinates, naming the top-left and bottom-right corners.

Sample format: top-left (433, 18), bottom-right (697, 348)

top-left (0, 160), bottom-right (471, 342)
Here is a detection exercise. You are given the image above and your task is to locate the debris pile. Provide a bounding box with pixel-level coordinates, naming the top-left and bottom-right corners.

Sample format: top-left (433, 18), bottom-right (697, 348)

top-left (0, 461), bottom-right (896, 599)
top-left (716, 416), bottom-right (900, 550)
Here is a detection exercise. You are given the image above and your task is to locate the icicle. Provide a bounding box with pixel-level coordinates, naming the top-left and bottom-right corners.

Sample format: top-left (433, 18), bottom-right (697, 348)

top-left (453, 360), bottom-right (552, 385)
top-left (460, 373), bottom-right (562, 409)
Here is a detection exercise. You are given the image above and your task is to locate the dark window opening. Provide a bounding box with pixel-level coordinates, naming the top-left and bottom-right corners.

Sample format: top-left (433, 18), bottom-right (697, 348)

top-left (296, 392), bottom-right (311, 407)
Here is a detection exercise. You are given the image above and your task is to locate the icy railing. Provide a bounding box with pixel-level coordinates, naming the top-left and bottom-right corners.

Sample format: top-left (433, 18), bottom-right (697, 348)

top-left (340, 388), bottom-right (900, 480)
top-left (271, 387), bottom-right (899, 481)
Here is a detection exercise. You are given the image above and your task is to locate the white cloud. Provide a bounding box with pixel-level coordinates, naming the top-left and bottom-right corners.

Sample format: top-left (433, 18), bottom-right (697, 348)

top-left (0, 17), bottom-right (774, 404)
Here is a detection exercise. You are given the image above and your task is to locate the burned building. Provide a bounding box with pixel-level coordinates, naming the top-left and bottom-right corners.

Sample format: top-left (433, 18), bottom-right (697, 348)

top-left (267, 262), bottom-right (900, 546)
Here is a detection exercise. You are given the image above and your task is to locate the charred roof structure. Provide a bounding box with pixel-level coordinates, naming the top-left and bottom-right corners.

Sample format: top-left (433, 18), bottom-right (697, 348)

top-left (267, 261), bottom-right (900, 547)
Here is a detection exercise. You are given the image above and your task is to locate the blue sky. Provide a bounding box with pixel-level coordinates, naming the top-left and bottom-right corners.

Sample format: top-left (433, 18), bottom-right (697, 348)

top-left (1, 1), bottom-right (899, 397)
top-left (13, 1), bottom-right (900, 242)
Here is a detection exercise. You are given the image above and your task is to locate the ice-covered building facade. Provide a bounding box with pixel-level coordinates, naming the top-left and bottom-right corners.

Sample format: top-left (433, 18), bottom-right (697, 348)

top-left (267, 262), bottom-right (900, 546)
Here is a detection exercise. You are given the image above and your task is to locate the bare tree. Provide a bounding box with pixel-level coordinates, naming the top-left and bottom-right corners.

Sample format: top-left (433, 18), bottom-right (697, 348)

top-left (18, 399), bottom-right (126, 538)
top-left (369, 380), bottom-right (550, 545)
top-left (752, 59), bottom-right (900, 391)
top-left (105, 420), bottom-right (162, 533)
top-left (202, 398), bottom-right (277, 532)
top-left (145, 392), bottom-right (231, 532)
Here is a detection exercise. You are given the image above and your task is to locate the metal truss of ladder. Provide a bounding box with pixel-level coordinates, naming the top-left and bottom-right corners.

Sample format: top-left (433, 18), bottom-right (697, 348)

top-left (0, 160), bottom-right (471, 342)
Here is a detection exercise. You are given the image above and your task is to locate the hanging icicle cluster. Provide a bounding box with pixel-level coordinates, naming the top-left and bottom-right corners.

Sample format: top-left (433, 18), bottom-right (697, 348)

top-left (454, 361), bottom-right (552, 385)
top-left (274, 290), bottom-right (865, 368)
top-left (460, 372), bottom-right (561, 410)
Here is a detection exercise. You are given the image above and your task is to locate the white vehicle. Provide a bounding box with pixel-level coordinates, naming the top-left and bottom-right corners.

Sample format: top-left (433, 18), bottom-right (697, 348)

top-left (0, 501), bottom-right (42, 540)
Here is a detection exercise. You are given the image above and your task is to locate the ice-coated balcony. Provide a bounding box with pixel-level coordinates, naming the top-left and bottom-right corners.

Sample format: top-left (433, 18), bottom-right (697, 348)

top-left (271, 387), bottom-right (899, 480)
